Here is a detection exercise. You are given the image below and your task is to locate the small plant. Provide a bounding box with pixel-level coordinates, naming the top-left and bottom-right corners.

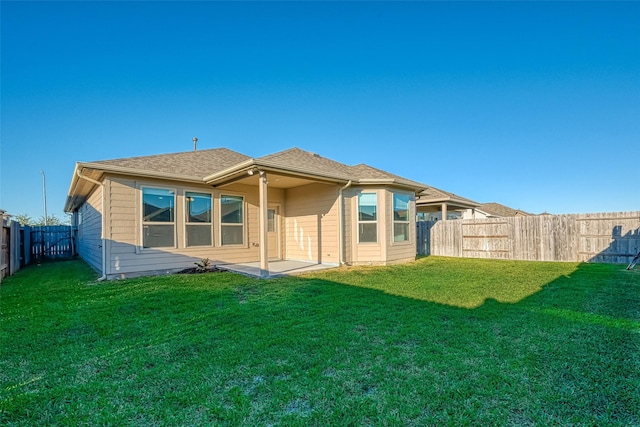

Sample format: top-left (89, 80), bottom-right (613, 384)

top-left (194, 258), bottom-right (211, 273)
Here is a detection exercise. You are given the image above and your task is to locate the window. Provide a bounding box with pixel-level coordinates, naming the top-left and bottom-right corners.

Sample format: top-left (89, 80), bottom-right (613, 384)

top-left (220, 195), bottom-right (244, 245)
top-left (393, 193), bottom-right (411, 242)
top-left (267, 208), bottom-right (276, 233)
top-left (358, 193), bottom-right (377, 243)
top-left (185, 192), bottom-right (212, 247)
top-left (142, 188), bottom-right (175, 248)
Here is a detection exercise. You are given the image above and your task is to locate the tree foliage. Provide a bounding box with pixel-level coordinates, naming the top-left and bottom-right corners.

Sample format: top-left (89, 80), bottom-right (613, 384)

top-left (33, 215), bottom-right (64, 226)
top-left (13, 213), bottom-right (33, 226)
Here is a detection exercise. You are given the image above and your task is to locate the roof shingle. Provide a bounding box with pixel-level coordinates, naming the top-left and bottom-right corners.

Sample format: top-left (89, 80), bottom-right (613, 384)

top-left (90, 148), bottom-right (250, 179)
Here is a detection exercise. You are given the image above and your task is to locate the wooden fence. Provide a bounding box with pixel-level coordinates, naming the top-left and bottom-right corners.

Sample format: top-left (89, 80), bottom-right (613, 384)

top-left (416, 220), bottom-right (437, 256)
top-left (419, 211), bottom-right (640, 264)
top-left (29, 225), bottom-right (74, 261)
top-left (1, 218), bottom-right (22, 281)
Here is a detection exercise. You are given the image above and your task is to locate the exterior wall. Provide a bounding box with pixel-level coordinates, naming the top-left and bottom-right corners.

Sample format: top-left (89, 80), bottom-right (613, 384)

top-left (342, 187), bottom-right (353, 265)
top-left (345, 187), bottom-right (385, 265)
top-left (462, 209), bottom-right (491, 219)
top-left (384, 189), bottom-right (417, 264)
top-left (345, 187), bottom-right (417, 266)
top-left (103, 175), bottom-right (286, 279)
top-left (87, 173), bottom-right (418, 278)
top-left (284, 183), bottom-right (339, 265)
top-left (77, 185), bottom-right (103, 273)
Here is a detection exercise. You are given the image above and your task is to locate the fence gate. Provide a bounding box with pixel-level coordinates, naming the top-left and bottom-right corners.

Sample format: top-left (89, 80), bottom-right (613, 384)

top-left (416, 220), bottom-right (437, 256)
top-left (30, 225), bottom-right (74, 261)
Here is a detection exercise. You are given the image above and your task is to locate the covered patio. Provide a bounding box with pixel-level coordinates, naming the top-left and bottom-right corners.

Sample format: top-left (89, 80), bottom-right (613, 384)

top-left (416, 186), bottom-right (480, 220)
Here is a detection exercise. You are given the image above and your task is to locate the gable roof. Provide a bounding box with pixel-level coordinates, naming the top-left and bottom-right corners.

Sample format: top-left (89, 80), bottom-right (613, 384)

top-left (66, 146), bottom-right (427, 211)
top-left (258, 148), bottom-right (354, 179)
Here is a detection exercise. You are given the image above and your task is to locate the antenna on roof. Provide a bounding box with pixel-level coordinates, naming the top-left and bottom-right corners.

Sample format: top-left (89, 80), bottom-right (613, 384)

top-left (193, 137), bottom-right (198, 151)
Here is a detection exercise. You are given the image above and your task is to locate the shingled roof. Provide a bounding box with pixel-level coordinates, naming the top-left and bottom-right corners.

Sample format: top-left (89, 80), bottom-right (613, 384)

top-left (255, 148), bottom-right (425, 188)
top-left (66, 146), bottom-right (427, 211)
top-left (86, 148), bottom-right (250, 180)
top-left (417, 186), bottom-right (480, 208)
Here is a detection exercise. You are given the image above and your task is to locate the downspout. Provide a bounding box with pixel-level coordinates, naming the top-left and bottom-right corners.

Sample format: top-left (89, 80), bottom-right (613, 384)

top-left (76, 169), bottom-right (107, 281)
top-left (338, 180), bottom-right (352, 266)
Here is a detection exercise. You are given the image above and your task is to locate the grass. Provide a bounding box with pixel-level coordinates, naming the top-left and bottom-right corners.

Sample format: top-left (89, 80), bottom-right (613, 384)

top-left (1, 257), bottom-right (639, 426)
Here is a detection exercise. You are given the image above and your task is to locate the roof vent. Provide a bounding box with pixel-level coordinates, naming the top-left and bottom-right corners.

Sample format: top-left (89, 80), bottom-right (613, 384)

top-left (313, 153), bottom-right (320, 158)
top-left (193, 137), bottom-right (198, 151)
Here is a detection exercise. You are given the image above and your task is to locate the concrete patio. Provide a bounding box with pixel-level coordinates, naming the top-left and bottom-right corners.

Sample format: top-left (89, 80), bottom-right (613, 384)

top-left (216, 260), bottom-right (338, 278)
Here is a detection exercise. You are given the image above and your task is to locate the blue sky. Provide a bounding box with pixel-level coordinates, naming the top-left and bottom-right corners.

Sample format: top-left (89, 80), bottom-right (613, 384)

top-left (1, 1), bottom-right (639, 221)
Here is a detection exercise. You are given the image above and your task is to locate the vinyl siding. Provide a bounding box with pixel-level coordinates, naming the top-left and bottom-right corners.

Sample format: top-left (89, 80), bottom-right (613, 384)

top-left (385, 189), bottom-right (417, 264)
top-left (342, 187), bottom-right (353, 265)
top-left (104, 176), bottom-right (281, 278)
top-left (347, 188), bottom-right (386, 265)
top-left (77, 185), bottom-right (103, 273)
top-left (284, 183), bottom-right (339, 264)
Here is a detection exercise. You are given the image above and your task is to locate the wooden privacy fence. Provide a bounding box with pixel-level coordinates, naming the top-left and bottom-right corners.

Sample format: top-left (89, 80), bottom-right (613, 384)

top-left (1, 218), bottom-right (21, 280)
top-left (416, 220), bottom-right (437, 256)
top-left (419, 211), bottom-right (640, 264)
top-left (29, 225), bottom-right (74, 261)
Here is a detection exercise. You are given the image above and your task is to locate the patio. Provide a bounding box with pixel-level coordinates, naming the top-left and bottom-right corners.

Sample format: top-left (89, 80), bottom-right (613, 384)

top-left (216, 259), bottom-right (338, 278)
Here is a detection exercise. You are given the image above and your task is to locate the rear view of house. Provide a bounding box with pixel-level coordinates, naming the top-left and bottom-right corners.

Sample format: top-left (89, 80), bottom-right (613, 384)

top-left (65, 147), bottom-right (426, 279)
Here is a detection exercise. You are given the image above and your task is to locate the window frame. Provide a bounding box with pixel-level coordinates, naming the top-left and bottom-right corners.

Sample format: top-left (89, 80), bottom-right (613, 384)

top-left (184, 190), bottom-right (214, 248)
top-left (140, 186), bottom-right (177, 249)
top-left (219, 194), bottom-right (245, 246)
top-left (392, 192), bottom-right (412, 244)
top-left (357, 192), bottom-right (378, 244)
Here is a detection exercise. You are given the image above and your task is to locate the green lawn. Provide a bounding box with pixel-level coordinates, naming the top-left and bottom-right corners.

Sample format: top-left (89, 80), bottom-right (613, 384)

top-left (1, 257), bottom-right (639, 426)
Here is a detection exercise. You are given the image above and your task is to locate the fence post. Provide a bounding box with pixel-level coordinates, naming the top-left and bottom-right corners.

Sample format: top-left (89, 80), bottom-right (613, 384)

top-left (9, 221), bottom-right (21, 275)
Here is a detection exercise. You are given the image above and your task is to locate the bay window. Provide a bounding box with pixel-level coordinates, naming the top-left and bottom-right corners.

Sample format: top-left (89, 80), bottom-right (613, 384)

top-left (393, 193), bottom-right (410, 242)
top-left (358, 193), bottom-right (378, 243)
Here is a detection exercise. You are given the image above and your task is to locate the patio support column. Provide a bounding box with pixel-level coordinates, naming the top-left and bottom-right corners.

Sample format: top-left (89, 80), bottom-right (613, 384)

top-left (258, 171), bottom-right (269, 277)
top-left (441, 202), bottom-right (448, 221)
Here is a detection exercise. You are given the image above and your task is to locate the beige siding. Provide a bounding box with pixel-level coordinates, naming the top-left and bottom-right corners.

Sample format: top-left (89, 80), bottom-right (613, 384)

top-left (104, 176), bottom-right (276, 278)
top-left (385, 189), bottom-right (417, 264)
top-left (348, 188), bottom-right (385, 265)
top-left (344, 187), bottom-right (417, 266)
top-left (95, 172), bottom-right (417, 278)
top-left (343, 189), bottom-right (353, 264)
top-left (284, 183), bottom-right (339, 265)
top-left (77, 185), bottom-right (103, 273)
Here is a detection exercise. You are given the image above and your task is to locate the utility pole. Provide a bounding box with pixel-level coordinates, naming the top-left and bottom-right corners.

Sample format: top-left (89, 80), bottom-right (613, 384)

top-left (40, 170), bottom-right (48, 226)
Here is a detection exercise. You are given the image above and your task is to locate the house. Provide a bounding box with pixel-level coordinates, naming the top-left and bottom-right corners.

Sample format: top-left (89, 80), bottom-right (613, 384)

top-left (461, 202), bottom-right (532, 219)
top-left (416, 186), bottom-right (480, 221)
top-left (64, 147), bottom-right (427, 279)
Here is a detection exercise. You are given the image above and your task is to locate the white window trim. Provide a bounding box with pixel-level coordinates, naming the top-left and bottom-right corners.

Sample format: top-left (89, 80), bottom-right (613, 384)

top-left (392, 192), bottom-right (412, 245)
top-left (219, 194), bottom-right (246, 247)
top-left (139, 185), bottom-right (177, 251)
top-left (357, 191), bottom-right (378, 244)
top-left (184, 190), bottom-right (214, 248)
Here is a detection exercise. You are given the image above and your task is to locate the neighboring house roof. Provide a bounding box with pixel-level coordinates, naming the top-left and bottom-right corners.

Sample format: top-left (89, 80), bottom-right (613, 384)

top-left (477, 202), bottom-right (531, 217)
top-left (66, 147), bottom-right (427, 212)
top-left (416, 186), bottom-right (480, 210)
